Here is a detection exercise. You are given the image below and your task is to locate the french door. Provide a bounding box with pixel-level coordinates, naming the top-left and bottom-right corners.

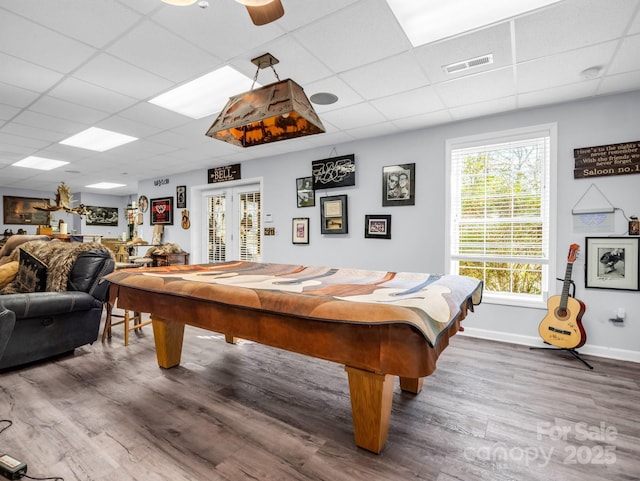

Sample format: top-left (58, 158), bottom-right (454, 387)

top-left (205, 183), bottom-right (262, 263)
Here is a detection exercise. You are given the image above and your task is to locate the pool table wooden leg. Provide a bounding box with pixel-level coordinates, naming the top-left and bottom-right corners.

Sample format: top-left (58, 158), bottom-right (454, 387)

top-left (399, 377), bottom-right (424, 394)
top-left (151, 316), bottom-right (185, 368)
top-left (345, 366), bottom-right (394, 454)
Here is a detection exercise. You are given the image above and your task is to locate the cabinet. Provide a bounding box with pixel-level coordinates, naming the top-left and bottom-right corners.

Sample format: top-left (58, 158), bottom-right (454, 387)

top-left (151, 252), bottom-right (190, 267)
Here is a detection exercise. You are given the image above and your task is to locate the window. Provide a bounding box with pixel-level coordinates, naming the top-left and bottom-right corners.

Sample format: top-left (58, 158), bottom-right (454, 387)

top-left (446, 124), bottom-right (556, 307)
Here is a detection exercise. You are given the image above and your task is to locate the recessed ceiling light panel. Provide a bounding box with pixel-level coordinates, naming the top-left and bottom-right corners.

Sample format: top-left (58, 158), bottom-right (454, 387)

top-left (149, 66), bottom-right (258, 119)
top-left (12, 156), bottom-right (69, 171)
top-left (60, 127), bottom-right (138, 152)
top-left (386, 0), bottom-right (563, 47)
top-left (85, 182), bottom-right (126, 189)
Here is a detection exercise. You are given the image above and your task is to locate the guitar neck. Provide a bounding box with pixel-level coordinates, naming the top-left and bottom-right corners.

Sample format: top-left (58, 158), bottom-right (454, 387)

top-left (559, 262), bottom-right (574, 310)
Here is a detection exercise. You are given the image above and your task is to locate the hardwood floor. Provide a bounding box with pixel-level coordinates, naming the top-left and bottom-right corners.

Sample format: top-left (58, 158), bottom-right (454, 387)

top-left (1, 313), bottom-right (638, 481)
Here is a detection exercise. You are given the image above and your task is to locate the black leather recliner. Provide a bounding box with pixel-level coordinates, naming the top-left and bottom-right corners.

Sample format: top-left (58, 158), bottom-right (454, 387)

top-left (0, 248), bottom-right (115, 370)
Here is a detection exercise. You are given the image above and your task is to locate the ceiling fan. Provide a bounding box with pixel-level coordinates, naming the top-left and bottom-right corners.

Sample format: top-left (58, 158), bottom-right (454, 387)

top-left (161, 0), bottom-right (284, 26)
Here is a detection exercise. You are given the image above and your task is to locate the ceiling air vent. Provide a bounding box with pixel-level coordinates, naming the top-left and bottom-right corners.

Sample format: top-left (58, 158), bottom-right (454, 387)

top-left (443, 54), bottom-right (494, 74)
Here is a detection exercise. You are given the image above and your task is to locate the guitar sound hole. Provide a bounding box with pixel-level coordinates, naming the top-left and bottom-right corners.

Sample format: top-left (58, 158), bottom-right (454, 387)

top-left (555, 308), bottom-right (568, 319)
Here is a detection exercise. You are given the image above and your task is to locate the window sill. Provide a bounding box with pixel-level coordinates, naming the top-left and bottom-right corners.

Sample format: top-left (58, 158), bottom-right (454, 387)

top-left (481, 292), bottom-right (547, 310)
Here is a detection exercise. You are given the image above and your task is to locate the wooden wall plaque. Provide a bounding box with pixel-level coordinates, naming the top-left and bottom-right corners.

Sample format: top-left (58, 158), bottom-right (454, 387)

top-left (573, 140), bottom-right (640, 179)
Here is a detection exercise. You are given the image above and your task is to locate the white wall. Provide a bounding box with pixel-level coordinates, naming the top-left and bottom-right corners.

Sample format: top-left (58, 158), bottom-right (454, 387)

top-left (5, 91), bottom-right (636, 362)
top-left (1, 186), bottom-right (130, 238)
top-left (138, 91), bottom-right (640, 362)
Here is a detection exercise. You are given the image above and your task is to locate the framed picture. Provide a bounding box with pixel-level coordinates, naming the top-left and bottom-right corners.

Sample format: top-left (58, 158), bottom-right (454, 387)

top-left (585, 237), bottom-right (639, 291)
top-left (176, 185), bottom-right (186, 209)
top-left (138, 195), bottom-right (149, 213)
top-left (312, 154), bottom-right (355, 190)
top-left (2, 196), bottom-right (51, 225)
top-left (365, 214), bottom-right (391, 239)
top-left (382, 163), bottom-right (415, 206)
top-left (292, 217), bottom-right (310, 244)
top-left (296, 176), bottom-right (315, 207)
top-left (85, 206), bottom-right (119, 226)
top-left (320, 195), bottom-right (348, 234)
top-left (151, 197), bottom-right (174, 225)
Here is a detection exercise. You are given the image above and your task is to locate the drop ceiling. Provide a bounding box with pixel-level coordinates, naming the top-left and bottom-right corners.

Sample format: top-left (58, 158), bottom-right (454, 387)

top-left (0, 0), bottom-right (639, 196)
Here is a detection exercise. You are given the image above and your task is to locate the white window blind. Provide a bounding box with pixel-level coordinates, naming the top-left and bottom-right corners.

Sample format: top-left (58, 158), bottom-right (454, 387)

top-left (448, 125), bottom-right (555, 304)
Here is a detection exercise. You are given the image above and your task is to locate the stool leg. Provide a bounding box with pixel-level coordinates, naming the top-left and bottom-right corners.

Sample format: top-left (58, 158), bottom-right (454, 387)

top-left (102, 302), bottom-right (113, 342)
top-left (124, 311), bottom-right (130, 346)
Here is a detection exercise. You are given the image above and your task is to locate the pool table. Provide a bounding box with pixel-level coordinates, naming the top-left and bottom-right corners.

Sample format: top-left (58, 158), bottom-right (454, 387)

top-left (105, 261), bottom-right (483, 453)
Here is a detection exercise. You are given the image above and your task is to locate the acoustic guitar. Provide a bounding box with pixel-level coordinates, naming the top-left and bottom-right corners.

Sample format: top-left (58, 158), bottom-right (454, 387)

top-left (538, 244), bottom-right (587, 349)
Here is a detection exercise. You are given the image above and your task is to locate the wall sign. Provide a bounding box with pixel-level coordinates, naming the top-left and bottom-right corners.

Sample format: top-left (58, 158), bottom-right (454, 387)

top-left (573, 141), bottom-right (640, 179)
top-left (312, 154), bottom-right (355, 190)
top-left (208, 163), bottom-right (241, 183)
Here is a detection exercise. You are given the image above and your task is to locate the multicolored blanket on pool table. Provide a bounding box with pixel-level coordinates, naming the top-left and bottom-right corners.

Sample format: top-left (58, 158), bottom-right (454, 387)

top-left (105, 261), bottom-right (483, 347)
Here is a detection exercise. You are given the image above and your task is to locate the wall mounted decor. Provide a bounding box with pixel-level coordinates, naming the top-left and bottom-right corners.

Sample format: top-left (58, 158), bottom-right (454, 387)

top-left (176, 185), bottom-right (187, 208)
top-left (2, 196), bottom-right (51, 225)
top-left (292, 218), bottom-right (309, 244)
top-left (85, 206), bottom-right (119, 226)
top-left (573, 140), bottom-right (640, 179)
top-left (320, 195), bottom-right (348, 234)
top-left (382, 163), bottom-right (415, 206)
top-left (312, 154), bottom-right (355, 190)
top-left (585, 236), bottom-right (639, 291)
top-left (364, 214), bottom-right (391, 239)
top-left (151, 197), bottom-right (174, 225)
top-left (296, 176), bottom-right (315, 207)
top-left (138, 195), bottom-right (149, 213)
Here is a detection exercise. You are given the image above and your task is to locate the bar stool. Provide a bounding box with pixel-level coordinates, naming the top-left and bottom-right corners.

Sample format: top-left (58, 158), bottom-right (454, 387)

top-left (101, 262), bottom-right (152, 346)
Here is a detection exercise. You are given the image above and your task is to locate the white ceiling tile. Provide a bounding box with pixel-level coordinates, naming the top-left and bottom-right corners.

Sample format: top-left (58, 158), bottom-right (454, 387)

top-left (95, 116), bottom-right (164, 140)
top-left (107, 22), bottom-right (218, 83)
top-left (608, 34), bottom-right (640, 75)
top-left (518, 81), bottom-right (600, 109)
top-left (516, 42), bottom-right (618, 92)
top-left (449, 97), bottom-right (517, 121)
top-left (515, 0), bottom-right (639, 61)
top-left (247, 37), bottom-right (332, 86)
top-left (598, 70), bottom-right (640, 95)
top-left (346, 121), bottom-right (401, 140)
top-left (12, 110), bottom-right (88, 136)
top-left (0, 131), bottom-right (45, 152)
top-left (151, 1), bottom-right (282, 60)
top-left (117, 102), bottom-right (195, 131)
top-left (1, 123), bottom-right (73, 144)
top-left (435, 68), bottom-right (516, 107)
top-left (0, 103), bottom-right (20, 121)
top-left (415, 22), bottom-right (513, 84)
top-left (48, 77), bottom-right (139, 114)
top-left (629, 8), bottom-right (640, 34)
top-left (0, 53), bottom-right (64, 94)
top-left (0, 83), bottom-right (40, 109)
top-left (305, 77), bottom-right (365, 113)
top-left (321, 103), bottom-right (387, 130)
top-left (0, 0), bottom-right (638, 195)
top-left (0, 11), bottom-right (96, 73)
top-left (1, 0), bottom-right (142, 48)
top-left (340, 52), bottom-right (430, 99)
top-left (72, 54), bottom-right (174, 100)
top-left (276, 0), bottom-right (359, 30)
top-left (292, 1), bottom-right (410, 73)
top-left (370, 86), bottom-right (445, 119)
top-left (392, 110), bottom-right (455, 130)
top-left (29, 97), bottom-right (110, 126)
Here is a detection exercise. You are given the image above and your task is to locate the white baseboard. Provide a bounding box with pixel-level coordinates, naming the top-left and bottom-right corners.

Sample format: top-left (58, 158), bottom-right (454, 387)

top-left (459, 327), bottom-right (640, 364)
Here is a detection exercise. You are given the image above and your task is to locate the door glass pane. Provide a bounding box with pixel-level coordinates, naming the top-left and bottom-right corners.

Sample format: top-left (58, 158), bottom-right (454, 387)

top-left (239, 191), bottom-right (261, 262)
top-left (208, 194), bottom-right (226, 262)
